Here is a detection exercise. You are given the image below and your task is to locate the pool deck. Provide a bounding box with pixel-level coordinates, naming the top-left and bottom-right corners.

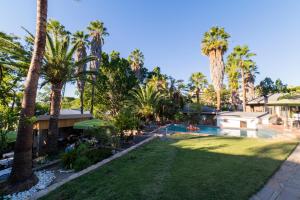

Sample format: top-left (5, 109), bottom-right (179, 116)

top-left (251, 142), bottom-right (300, 200)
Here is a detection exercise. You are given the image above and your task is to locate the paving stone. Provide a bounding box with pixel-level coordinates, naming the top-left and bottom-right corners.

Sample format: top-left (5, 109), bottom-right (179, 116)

top-left (251, 143), bottom-right (300, 200)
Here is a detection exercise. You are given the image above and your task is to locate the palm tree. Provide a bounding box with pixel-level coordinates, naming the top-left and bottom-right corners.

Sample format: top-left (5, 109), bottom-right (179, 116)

top-left (8, 0), bottom-right (48, 192)
top-left (72, 31), bottom-right (89, 114)
top-left (147, 75), bottom-right (168, 92)
top-left (130, 85), bottom-right (163, 123)
top-left (41, 22), bottom-right (93, 154)
top-left (87, 20), bottom-right (109, 115)
top-left (226, 54), bottom-right (240, 110)
top-left (201, 26), bottom-right (230, 110)
top-left (128, 49), bottom-right (144, 82)
top-left (228, 45), bottom-right (256, 111)
top-left (245, 65), bottom-right (259, 101)
top-left (189, 72), bottom-right (208, 104)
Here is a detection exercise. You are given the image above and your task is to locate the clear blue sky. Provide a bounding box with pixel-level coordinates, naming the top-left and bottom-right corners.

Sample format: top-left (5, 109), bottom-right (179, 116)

top-left (1, 0), bottom-right (300, 97)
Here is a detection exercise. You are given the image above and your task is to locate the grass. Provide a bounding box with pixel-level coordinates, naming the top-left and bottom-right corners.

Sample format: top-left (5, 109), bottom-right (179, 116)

top-left (41, 134), bottom-right (298, 200)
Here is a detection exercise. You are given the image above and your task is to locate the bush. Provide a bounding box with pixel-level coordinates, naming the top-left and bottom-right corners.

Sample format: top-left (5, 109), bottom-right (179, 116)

top-left (61, 149), bottom-right (77, 169)
top-left (61, 143), bottom-right (112, 171)
top-left (86, 148), bottom-right (112, 164)
top-left (73, 156), bottom-right (92, 171)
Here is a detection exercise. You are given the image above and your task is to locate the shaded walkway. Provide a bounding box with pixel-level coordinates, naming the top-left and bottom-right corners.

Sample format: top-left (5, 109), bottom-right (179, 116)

top-left (251, 143), bottom-right (300, 200)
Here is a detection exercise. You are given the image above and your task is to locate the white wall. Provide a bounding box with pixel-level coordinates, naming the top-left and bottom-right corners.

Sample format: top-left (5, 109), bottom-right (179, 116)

top-left (217, 117), bottom-right (260, 129)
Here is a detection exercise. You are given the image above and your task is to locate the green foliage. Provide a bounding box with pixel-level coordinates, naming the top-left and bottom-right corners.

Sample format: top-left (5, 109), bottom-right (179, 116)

top-left (83, 126), bottom-right (119, 147)
top-left (201, 26), bottom-right (230, 55)
top-left (114, 108), bottom-right (140, 131)
top-left (174, 112), bottom-right (185, 122)
top-left (256, 77), bottom-right (276, 96)
top-left (73, 156), bottom-right (91, 172)
top-left (62, 143), bottom-right (112, 172)
top-left (0, 130), bottom-right (8, 154)
top-left (86, 148), bottom-right (112, 164)
top-left (85, 51), bottom-right (138, 118)
top-left (130, 84), bottom-right (164, 121)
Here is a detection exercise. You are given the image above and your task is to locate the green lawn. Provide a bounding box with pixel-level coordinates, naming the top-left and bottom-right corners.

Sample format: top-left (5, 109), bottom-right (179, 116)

top-left (41, 134), bottom-right (298, 200)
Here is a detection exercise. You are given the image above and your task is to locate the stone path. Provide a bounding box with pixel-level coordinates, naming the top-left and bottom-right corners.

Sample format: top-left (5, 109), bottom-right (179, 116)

top-left (251, 143), bottom-right (300, 200)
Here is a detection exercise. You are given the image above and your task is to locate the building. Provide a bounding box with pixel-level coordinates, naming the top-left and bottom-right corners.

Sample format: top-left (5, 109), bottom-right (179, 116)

top-left (217, 111), bottom-right (268, 130)
top-left (33, 109), bottom-right (92, 155)
top-left (246, 93), bottom-right (300, 126)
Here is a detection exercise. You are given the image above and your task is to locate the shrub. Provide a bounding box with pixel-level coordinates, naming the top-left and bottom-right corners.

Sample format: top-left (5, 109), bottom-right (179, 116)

top-left (61, 143), bottom-right (113, 171)
top-left (61, 149), bottom-right (77, 169)
top-left (73, 156), bottom-right (92, 172)
top-left (86, 148), bottom-right (112, 164)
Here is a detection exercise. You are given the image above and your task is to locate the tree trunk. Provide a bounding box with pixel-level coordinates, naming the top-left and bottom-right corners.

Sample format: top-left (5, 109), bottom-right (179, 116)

top-left (80, 89), bottom-right (84, 114)
top-left (208, 49), bottom-right (225, 111)
top-left (47, 82), bottom-right (63, 155)
top-left (241, 68), bottom-right (247, 112)
top-left (7, 0), bottom-right (47, 192)
top-left (216, 89), bottom-right (221, 111)
top-left (90, 44), bottom-right (102, 115)
top-left (196, 88), bottom-right (200, 104)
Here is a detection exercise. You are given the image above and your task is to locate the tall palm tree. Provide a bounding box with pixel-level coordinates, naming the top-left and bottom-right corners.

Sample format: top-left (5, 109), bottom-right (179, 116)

top-left (128, 49), bottom-right (144, 82)
top-left (8, 0), bottom-right (48, 192)
top-left (41, 22), bottom-right (93, 154)
top-left (72, 31), bottom-right (89, 114)
top-left (245, 65), bottom-right (259, 101)
top-left (189, 72), bottom-right (208, 104)
top-left (201, 26), bottom-right (230, 110)
top-left (130, 85), bottom-right (163, 123)
top-left (226, 54), bottom-right (240, 110)
top-left (87, 20), bottom-right (109, 115)
top-left (228, 45), bottom-right (256, 111)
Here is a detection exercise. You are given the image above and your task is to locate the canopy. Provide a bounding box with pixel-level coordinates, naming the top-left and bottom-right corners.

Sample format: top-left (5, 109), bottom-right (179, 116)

top-left (73, 119), bottom-right (114, 130)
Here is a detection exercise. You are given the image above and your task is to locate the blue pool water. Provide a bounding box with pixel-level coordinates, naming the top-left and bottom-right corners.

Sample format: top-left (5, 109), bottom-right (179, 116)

top-left (162, 124), bottom-right (278, 138)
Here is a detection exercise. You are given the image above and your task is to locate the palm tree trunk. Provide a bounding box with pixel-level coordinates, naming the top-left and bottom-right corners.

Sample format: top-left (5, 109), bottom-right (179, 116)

top-left (209, 49), bottom-right (225, 111)
top-left (216, 89), bottom-right (221, 111)
top-left (80, 88), bottom-right (84, 114)
top-left (196, 88), bottom-right (200, 104)
top-left (47, 82), bottom-right (63, 155)
top-left (7, 0), bottom-right (47, 192)
top-left (241, 68), bottom-right (247, 112)
top-left (90, 45), bottom-right (102, 115)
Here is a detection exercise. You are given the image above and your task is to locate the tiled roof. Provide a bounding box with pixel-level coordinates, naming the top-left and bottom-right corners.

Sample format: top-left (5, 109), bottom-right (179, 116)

top-left (37, 109), bottom-right (92, 121)
top-left (247, 93), bottom-right (300, 105)
top-left (218, 111), bottom-right (268, 118)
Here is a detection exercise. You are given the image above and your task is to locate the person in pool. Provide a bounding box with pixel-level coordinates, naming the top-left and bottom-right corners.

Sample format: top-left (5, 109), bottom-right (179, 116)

top-left (187, 124), bottom-right (199, 131)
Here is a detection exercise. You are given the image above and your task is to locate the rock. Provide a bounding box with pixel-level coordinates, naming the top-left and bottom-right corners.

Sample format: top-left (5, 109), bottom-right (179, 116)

top-left (4, 170), bottom-right (55, 200)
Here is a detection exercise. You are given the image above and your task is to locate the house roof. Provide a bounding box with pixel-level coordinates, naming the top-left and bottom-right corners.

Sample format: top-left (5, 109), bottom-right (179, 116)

top-left (36, 109), bottom-right (92, 121)
top-left (218, 111), bottom-right (268, 119)
top-left (247, 93), bottom-right (300, 106)
top-left (182, 104), bottom-right (216, 114)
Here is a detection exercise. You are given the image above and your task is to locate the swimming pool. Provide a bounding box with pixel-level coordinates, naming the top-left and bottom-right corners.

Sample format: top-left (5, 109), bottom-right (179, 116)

top-left (161, 124), bottom-right (278, 138)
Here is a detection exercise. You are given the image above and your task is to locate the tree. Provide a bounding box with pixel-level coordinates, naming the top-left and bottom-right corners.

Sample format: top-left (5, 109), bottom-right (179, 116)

top-left (87, 51), bottom-right (138, 118)
top-left (226, 54), bottom-right (240, 110)
top-left (130, 85), bottom-right (164, 123)
top-left (257, 77), bottom-right (275, 97)
top-left (275, 79), bottom-right (288, 93)
top-left (41, 21), bottom-right (93, 154)
top-left (227, 45), bottom-right (256, 111)
top-left (201, 26), bottom-right (230, 110)
top-left (8, 0), bottom-right (48, 192)
top-left (128, 49), bottom-right (145, 82)
top-left (245, 65), bottom-right (259, 100)
top-left (189, 72), bottom-right (208, 104)
top-left (72, 31), bottom-right (89, 114)
top-left (87, 20), bottom-right (109, 115)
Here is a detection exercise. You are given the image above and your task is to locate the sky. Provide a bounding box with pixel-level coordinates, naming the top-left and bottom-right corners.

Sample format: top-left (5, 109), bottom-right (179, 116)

top-left (1, 0), bottom-right (300, 97)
